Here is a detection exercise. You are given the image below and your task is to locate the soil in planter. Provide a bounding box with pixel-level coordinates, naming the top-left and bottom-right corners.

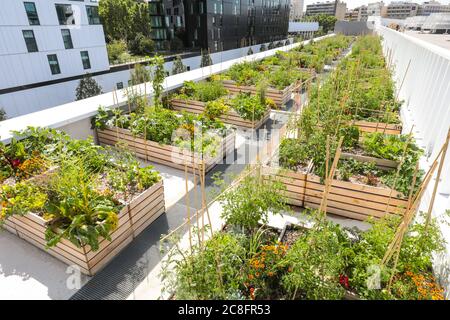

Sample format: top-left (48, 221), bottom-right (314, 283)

top-left (281, 227), bottom-right (306, 247)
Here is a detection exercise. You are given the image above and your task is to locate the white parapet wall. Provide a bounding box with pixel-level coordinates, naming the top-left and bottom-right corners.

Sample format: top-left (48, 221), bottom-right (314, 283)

top-left (0, 34), bottom-right (334, 144)
top-left (376, 25), bottom-right (450, 295)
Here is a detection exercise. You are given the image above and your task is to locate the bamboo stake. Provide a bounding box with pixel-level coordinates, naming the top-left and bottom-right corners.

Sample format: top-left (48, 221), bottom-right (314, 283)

top-left (200, 160), bottom-right (214, 238)
top-left (184, 161), bottom-right (193, 251)
top-left (425, 128), bottom-right (450, 228)
top-left (319, 136), bottom-right (344, 215)
top-left (383, 125), bottom-right (414, 216)
top-left (395, 59), bottom-right (411, 102)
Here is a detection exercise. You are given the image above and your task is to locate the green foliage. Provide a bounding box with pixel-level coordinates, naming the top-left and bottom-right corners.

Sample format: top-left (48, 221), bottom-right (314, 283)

top-left (176, 80), bottom-right (228, 102)
top-left (129, 33), bottom-right (154, 56)
top-left (0, 127), bottom-right (161, 250)
top-left (75, 74), bottom-right (103, 101)
top-left (301, 14), bottom-right (337, 34)
top-left (204, 99), bottom-right (230, 120)
top-left (44, 161), bottom-right (120, 251)
top-left (282, 216), bottom-right (350, 300)
top-left (130, 63), bottom-right (150, 85)
top-left (0, 108), bottom-right (6, 121)
top-left (163, 232), bottom-right (246, 299)
top-left (106, 39), bottom-right (128, 63)
top-left (172, 55), bottom-right (187, 75)
top-left (150, 55), bottom-right (165, 109)
top-left (228, 93), bottom-right (268, 121)
top-left (99, 0), bottom-right (151, 42)
top-left (0, 182), bottom-right (47, 221)
top-left (348, 212), bottom-right (446, 299)
top-left (200, 49), bottom-right (213, 67)
top-left (279, 138), bottom-right (310, 171)
top-left (220, 174), bottom-right (290, 231)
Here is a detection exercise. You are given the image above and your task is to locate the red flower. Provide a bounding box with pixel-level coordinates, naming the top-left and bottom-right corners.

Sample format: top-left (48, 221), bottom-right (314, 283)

top-left (339, 274), bottom-right (349, 289)
top-left (11, 159), bottom-right (21, 168)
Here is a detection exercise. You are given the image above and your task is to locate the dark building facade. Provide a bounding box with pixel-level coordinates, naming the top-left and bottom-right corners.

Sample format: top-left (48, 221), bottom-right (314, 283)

top-left (147, 0), bottom-right (290, 53)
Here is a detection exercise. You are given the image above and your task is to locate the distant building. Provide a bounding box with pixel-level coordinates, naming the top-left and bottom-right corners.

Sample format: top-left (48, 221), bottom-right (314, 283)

top-left (306, 1), bottom-right (347, 20)
top-left (417, 1), bottom-right (450, 16)
top-left (145, 0), bottom-right (290, 53)
top-left (384, 1), bottom-right (419, 19)
top-left (0, 0), bottom-right (108, 92)
top-left (367, 1), bottom-right (385, 16)
top-left (346, 5), bottom-right (368, 21)
top-left (290, 0), bottom-right (305, 20)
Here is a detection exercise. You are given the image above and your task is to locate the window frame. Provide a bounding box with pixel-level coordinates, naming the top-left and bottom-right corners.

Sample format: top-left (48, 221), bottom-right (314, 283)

top-left (24, 2), bottom-right (40, 25)
top-left (61, 29), bottom-right (74, 49)
top-left (80, 51), bottom-right (91, 70)
top-left (22, 29), bottom-right (39, 53)
top-left (47, 54), bottom-right (61, 75)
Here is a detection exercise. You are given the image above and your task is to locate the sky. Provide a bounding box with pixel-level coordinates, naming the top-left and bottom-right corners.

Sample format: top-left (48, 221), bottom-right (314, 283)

top-left (303, 0), bottom-right (450, 10)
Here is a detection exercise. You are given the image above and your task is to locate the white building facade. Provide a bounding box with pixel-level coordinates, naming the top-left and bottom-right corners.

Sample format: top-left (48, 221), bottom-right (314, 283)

top-left (0, 0), bottom-right (109, 117)
top-left (367, 1), bottom-right (385, 16)
top-left (306, 1), bottom-right (347, 20)
top-left (290, 0), bottom-right (305, 20)
top-left (417, 1), bottom-right (450, 16)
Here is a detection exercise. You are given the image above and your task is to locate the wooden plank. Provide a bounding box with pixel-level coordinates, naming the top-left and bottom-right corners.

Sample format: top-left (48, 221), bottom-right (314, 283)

top-left (341, 152), bottom-right (398, 169)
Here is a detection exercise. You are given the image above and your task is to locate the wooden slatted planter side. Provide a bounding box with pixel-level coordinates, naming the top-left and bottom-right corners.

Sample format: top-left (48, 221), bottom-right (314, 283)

top-left (170, 98), bottom-right (270, 129)
top-left (262, 166), bottom-right (308, 208)
top-left (303, 174), bottom-right (408, 221)
top-left (264, 166), bottom-right (408, 221)
top-left (354, 120), bottom-right (402, 135)
top-left (221, 80), bottom-right (298, 108)
top-left (4, 181), bottom-right (165, 276)
top-left (97, 127), bottom-right (236, 174)
top-left (340, 153), bottom-right (399, 170)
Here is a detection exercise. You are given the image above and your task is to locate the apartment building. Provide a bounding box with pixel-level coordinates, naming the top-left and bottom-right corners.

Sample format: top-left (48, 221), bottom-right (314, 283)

top-left (306, 1), bottom-right (347, 20)
top-left (290, 0), bottom-right (305, 20)
top-left (384, 1), bottom-right (419, 19)
top-left (367, 1), bottom-right (385, 16)
top-left (417, 1), bottom-right (450, 16)
top-left (0, 0), bottom-right (109, 92)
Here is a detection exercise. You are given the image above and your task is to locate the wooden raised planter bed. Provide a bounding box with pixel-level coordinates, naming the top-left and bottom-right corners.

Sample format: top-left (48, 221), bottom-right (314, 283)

top-left (3, 181), bottom-right (166, 276)
top-left (221, 80), bottom-right (302, 108)
top-left (264, 166), bottom-right (408, 221)
top-left (354, 120), bottom-right (402, 135)
top-left (97, 127), bottom-right (236, 173)
top-left (171, 98), bottom-right (270, 129)
top-left (341, 152), bottom-right (398, 170)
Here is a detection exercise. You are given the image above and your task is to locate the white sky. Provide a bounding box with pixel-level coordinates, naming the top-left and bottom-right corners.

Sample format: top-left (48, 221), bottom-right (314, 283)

top-left (303, 0), bottom-right (450, 10)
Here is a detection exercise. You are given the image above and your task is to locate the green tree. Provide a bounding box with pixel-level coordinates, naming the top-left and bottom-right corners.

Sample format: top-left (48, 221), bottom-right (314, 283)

top-left (200, 49), bottom-right (213, 67)
top-left (130, 63), bottom-right (150, 85)
top-left (302, 14), bottom-right (337, 34)
top-left (99, 0), bottom-right (134, 41)
top-left (106, 39), bottom-right (128, 63)
top-left (75, 74), bottom-right (103, 100)
top-left (0, 108), bottom-right (6, 121)
top-left (129, 33), bottom-right (154, 55)
top-left (172, 55), bottom-right (187, 75)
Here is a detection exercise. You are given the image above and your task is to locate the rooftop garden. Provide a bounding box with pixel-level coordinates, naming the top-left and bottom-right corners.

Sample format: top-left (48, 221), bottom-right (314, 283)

top-left (278, 35), bottom-right (416, 201)
top-left (0, 127), bottom-right (161, 251)
top-left (162, 171), bottom-right (446, 300)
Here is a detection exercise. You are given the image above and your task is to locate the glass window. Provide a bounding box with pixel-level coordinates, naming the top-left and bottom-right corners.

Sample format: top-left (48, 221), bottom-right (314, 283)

top-left (86, 6), bottom-right (101, 25)
top-left (24, 2), bottom-right (40, 25)
top-left (55, 4), bottom-right (75, 25)
top-left (80, 51), bottom-right (91, 69)
top-left (22, 30), bottom-right (38, 52)
top-left (61, 29), bottom-right (73, 49)
top-left (47, 54), bottom-right (61, 75)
